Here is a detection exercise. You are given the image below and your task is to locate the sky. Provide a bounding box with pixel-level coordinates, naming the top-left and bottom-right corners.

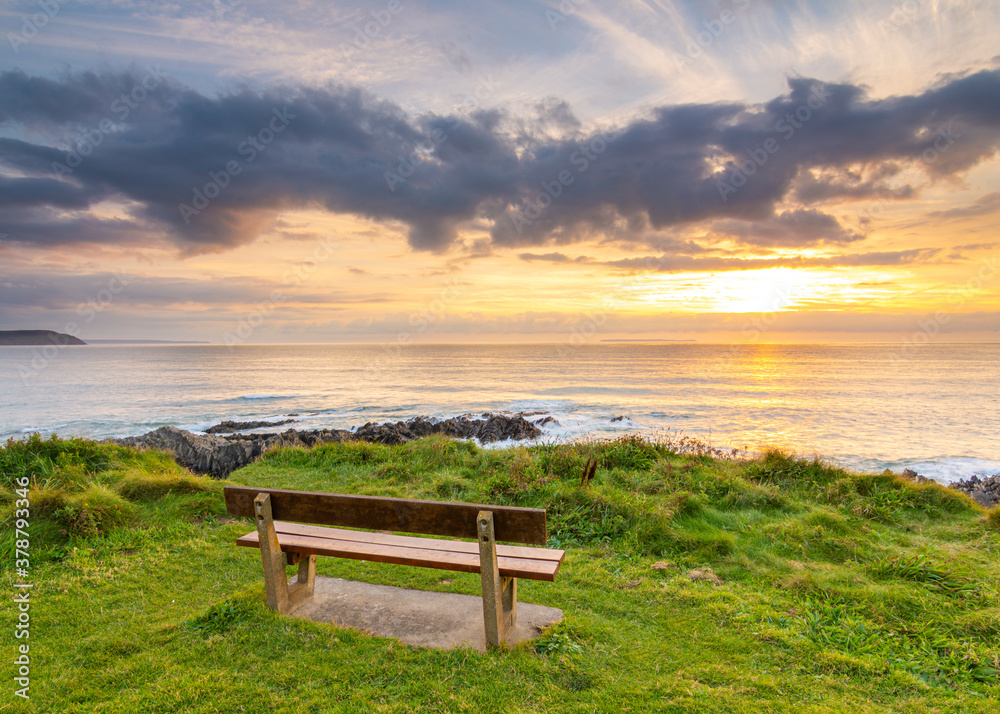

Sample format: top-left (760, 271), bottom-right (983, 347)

top-left (0, 0), bottom-right (998, 344)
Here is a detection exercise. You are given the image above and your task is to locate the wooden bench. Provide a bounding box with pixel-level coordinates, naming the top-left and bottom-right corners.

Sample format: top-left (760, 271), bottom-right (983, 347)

top-left (223, 485), bottom-right (565, 647)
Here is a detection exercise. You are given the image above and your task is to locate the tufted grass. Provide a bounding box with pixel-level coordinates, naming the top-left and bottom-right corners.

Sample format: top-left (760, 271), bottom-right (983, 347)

top-left (1, 434), bottom-right (998, 712)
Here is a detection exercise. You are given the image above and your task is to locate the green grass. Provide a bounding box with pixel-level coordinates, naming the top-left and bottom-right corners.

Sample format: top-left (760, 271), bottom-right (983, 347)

top-left (2, 434), bottom-right (999, 712)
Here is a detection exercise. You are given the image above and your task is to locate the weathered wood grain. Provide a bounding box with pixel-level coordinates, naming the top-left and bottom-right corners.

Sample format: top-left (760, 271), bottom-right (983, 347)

top-left (478, 511), bottom-right (516, 647)
top-left (225, 485), bottom-right (548, 545)
top-left (254, 493), bottom-right (289, 614)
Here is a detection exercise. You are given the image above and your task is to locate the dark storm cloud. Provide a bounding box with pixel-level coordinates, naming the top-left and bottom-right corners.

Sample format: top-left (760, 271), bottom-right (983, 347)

top-left (0, 211), bottom-right (160, 247)
top-left (0, 70), bottom-right (112, 124)
top-left (0, 174), bottom-right (97, 209)
top-left (1, 68), bottom-right (999, 254)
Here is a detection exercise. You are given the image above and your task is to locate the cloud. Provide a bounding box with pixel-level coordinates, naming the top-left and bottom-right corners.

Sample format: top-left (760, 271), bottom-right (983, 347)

top-left (791, 164), bottom-right (911, 204)
top-left (602, 249), bottom-right (939, 273)
top-left (518, 252), bottom-right (572, 262)
top-left (1, 68), bottom-right (1000, 254)
top-left (926, 191), bottom-right (1000, 221)
top-left (710, 209), bottom-right (864, 247)
top-left (0, 211), bottom-right (169, 248)
top-left (0, 269), bottom-right (391, 311)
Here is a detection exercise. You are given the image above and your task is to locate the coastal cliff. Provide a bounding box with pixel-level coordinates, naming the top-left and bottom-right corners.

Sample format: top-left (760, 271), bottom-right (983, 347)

top-left (0, 329), bottom-right (86, 346)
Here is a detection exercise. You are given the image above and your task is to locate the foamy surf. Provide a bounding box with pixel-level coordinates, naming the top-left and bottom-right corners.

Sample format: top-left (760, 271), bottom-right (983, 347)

top-left (1, 343), bottom-right (996, 484)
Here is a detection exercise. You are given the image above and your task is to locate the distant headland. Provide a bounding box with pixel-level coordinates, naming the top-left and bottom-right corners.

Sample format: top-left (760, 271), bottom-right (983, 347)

top-left (0, 330), bottom-right (86, 346)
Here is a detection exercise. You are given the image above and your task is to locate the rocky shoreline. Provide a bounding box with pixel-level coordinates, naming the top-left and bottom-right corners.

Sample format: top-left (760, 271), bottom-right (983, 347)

top-left (897, 468), bottom-right (1000, 507)
top-left (113, 412), bottom-right (542, 478)
top-left (111, 414), bottom-right (1000, 502)
top-left (946, 473), bottom-right (1000, 508)
top-left (204, 419), bottom-right (297, 434)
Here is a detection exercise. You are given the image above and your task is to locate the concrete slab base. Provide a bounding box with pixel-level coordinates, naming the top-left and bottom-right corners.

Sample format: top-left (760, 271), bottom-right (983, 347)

top-left (288, 575), bottom-right (563, 651)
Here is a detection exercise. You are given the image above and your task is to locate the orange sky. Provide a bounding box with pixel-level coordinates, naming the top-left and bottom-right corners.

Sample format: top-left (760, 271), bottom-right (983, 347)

top-left (1, 1), bottom-right (998, 344)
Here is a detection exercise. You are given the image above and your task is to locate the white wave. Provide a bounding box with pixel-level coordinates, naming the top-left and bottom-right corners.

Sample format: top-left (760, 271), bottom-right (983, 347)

top-left (20, 423), bottom-right (65, 433)
top-left (501, 399), bottom-right (577, 412)
top-left (237, 394), bottom-right (299, 400)
top-left (896, 458), bottom-right (1000, 486)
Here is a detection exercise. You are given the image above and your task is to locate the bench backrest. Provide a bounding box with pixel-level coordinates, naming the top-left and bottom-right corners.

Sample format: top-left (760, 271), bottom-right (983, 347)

top-left (223, 486), bottom-right (549, 545)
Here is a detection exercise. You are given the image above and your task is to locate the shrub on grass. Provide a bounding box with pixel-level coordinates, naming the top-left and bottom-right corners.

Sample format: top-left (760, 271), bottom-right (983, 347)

top-left (669, 463), bottom-right (789, 511)
top-left (57, 485), bottom-right (136, 537)
top-left (479, 448), bottom-right (544, 499)
top-left (797, 597), bottom-right (998, 685)
top-left (662, 518), bottom-right (736, 559)
top-left (850, 484), bottom-right (909, 524)
top-left (801, 509), bottom-right (851, 534)
top-left (533, 621), bottom-right (584, 655)
top-left (666, 489), bottom-right (706, 517)
top-left (545, 493), bottom-right (632, 547)
top-left (600, 434), bottom-right (659, 471)
top-left (985, 507), bottom-right (1000, 532)
top-left (871, 554), bottom-right (982, 598)
top-left (336, 441), bottom-right (393, 465)
top-left (909, 481), bottom-right (977, 515)
top-left (745, 449), bottom-right (842, 489)
top-left (725, 481), bottom-right (787, 510)
top-left (538, 445), bottom-right (589, 480)
top-left (25, 486), bottom-right (70, 516)
top-left (957, 608), bottom-right (1000, 636)
top-left (839, 473), bottom-right (976, 523)
top-left (186, 598), bottom-right (255, 635)
top-left (506, 447), bottom-right (540, 483)
top-left (290, 441), bottom-right (393, 468)
top-left (372, 460), bottom-right (411, 482)
top-left (116, 471), bottom-right (218, 500)
top-left (432, 476), bottom-right (470, 501)
top-left (0, 433), bottom-right (139, 486)
top-left (401, 434), bottom-right (477, 468)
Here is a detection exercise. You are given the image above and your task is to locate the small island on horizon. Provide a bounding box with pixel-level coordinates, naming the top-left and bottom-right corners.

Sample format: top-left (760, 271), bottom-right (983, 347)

top-left (0, 329), bottom-right (86, 346)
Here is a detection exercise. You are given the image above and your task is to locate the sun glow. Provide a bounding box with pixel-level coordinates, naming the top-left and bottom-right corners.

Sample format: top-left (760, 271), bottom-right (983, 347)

top-left (622, 267), bottom-right (811, 313)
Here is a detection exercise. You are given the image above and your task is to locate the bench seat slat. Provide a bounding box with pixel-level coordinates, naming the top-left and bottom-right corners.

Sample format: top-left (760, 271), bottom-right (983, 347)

top-left (235, 523), bottom-right (563, 581)
top-left (268, 520), bottom-right (563, 562)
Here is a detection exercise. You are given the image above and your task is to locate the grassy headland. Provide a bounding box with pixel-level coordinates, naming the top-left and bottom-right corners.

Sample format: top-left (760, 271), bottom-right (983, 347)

top-left (2, 433), bottom-right (999, 712)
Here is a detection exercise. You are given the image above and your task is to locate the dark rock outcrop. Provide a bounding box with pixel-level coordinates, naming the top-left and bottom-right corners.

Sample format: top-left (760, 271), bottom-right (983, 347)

top-left (115, 426), bottom-right (269, 478)
top-left (353, 413), bottom-right (541, 446)
top-left (949, 474), bottom-right (1000, 508)
top-left (115, 413), bottom-right (544, 477)
top-left (900, 468), bottom-right (932, 485)
top-left (205, 419), bottom-right (295, 434)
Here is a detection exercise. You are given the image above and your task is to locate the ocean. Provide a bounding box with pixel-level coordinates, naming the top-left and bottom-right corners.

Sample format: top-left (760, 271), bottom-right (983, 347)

top-left (1, 342), bottom-right (997, 485)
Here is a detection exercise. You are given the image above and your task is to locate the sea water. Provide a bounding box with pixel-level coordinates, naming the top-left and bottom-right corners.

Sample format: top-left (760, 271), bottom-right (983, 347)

top-left (1, 342), bottom-right (997, 485)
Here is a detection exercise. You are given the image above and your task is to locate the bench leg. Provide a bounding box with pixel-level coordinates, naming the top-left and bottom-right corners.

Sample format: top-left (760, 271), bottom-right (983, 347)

top-left (478, 511), bottom-right (517, 648)
top-left (296, 553), bottom-right (316, 588)
top-left (286, 554), bottom-right (317, 611)
top-left (255, 493), bottom-right (316, 614)
top-left (254, 493), bottom-right (290, 614)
